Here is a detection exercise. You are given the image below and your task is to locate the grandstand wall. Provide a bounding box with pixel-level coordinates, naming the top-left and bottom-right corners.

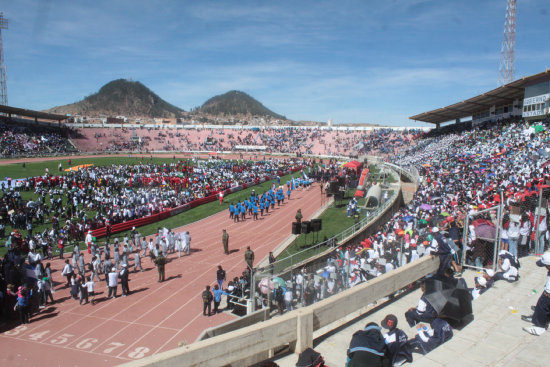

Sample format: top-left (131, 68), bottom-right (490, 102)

top-left (523, 80), bottom-right (550, 120)
top-left (472, 100), bottom-right (523, 125)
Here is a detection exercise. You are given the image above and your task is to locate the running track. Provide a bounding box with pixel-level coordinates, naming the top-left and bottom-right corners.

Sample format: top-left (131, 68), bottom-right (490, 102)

top-left (0, 182), bottom-right (326, 366)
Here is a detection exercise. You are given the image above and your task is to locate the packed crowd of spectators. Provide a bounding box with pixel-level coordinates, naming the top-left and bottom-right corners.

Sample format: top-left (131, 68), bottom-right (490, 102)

top-left (243, 117), bottom-right (549, 327)
top-left (72, 126), bottom-right (422, 157)
top-left (246, 117), bottom-right (549, 366)
top-left (0, 124), bottom-right (76, 157)
top-left (0, 119), bottom-right (424, 158)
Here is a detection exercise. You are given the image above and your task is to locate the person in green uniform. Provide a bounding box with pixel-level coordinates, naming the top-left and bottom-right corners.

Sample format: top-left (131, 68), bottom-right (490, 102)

top-left (154, 253), bottom-right (167, 282)
top-left (295, 209), bottom-right (303, 224)
top-left (222, 229), bottom-right (229, 255)
top-left (245, 246), bottom-right (255, 270)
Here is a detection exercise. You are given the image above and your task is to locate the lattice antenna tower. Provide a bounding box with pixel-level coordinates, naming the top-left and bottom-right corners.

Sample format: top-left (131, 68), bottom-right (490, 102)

top-left (0, 12), bottom-right (7, 106)
top-left (498, 0), bottom-right (516, 86)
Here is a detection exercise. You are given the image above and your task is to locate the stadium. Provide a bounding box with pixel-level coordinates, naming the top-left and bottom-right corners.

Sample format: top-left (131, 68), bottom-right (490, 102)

top-left (1, 2), bottom-right (550, 367)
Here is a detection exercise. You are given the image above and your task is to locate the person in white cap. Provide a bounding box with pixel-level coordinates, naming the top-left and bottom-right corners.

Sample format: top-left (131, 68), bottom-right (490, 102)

top-left (140, 236), bottom-right (148, 257)
top-left (131, 226), bottom-right (139, 248)
top-left (494, 250), bottom-right (519, 282)
top-left (113, 240), bottom-right (121, 270)
top-left (175, 232), bottom-right (183, 258)
top-left (133, 249), bottom-right (143, 273)
top-left (471, 277), bottom-right (487, 300)
top-left (160, 236), bottom-right (168, 257)
top-left (521, 252), bottom-right (550, 335)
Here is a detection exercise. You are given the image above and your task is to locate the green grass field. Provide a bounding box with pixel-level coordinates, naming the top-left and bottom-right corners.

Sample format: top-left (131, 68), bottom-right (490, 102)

top-left (1, 156), bottom-right (195, 179)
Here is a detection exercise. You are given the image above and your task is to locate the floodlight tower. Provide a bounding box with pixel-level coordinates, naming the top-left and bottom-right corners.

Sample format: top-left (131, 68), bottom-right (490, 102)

top-left (0, 12), bottom-right (7, 106)
top-left (498, 0), bottom-right (516, 86)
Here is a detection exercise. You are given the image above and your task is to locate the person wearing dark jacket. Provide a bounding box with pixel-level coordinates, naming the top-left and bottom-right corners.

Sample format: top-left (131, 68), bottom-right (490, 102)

top-left (202, 285), bottom-right (213, 316)
top-left (119, 264), bottom-right (130, 296)
top-left (381, 314), bottom-right (412, 366)
top-left (216, 265), bottom-right (226, 289)
top-left (154, 253), bottom-right (166, 282)
top-left (408, 317), bottom-right (453, 355)
top-left (346, 322), bottom-right (391, 367)
top-left (432, 227), bottom-right (452, 276)
top-left (521, 252), bottom-right (550, 336)
top-left (405, 282), bottom-right (437, 327)
top-left (245, 246), bottom-right (255, 269)
top-left (296, 347), bottom-right (325, 367)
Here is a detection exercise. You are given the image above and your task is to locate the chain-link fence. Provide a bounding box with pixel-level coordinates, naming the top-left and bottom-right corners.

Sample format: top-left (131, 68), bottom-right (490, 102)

top-left (460, 186), bottom-right (550, 271)
top-left (252, 246), bottom-right (369, 315)
top-left (249, 235), bottom-right (433, 317)
top-left (533, 186), bottom-right (550, 255)
top-left (506, 186), bottom-right (550, 258)
top-left (461, 206), bottom-right (501, 271)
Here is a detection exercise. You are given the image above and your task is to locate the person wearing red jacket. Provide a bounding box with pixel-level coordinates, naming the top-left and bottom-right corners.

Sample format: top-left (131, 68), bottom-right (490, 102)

top-left (58, 238), bottom-right (64, 259)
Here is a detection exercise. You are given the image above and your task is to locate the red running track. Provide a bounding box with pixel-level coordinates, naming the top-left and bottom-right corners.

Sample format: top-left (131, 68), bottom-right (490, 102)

top-left (0, 183), bottom-right (326, 366)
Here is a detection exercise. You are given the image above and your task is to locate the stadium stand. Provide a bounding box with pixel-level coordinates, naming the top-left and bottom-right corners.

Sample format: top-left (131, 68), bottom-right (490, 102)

top-left (70, 126), bottom-right (422, 157)
top-left (0, 123), bottom-right (76, 158)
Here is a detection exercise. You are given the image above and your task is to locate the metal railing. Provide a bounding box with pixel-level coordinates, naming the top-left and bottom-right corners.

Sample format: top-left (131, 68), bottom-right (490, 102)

top-left (241, 162), bottom-right (411, 315)
top-left (267, 178), bottom-right (399, 276)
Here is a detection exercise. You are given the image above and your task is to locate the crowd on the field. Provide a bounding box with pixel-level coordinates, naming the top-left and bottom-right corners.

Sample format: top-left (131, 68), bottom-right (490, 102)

top-left (0, 158), bottom-right (308, 246)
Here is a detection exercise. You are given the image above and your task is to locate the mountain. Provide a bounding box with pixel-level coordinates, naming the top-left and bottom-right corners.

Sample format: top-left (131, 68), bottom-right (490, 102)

top-left (196, 90), bottom-right (286, 120)
top-left (47, 79), bottom-right (185, 118)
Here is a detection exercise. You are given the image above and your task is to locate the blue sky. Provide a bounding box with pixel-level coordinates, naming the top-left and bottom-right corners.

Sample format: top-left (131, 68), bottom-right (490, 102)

top-left (1, 0), bottom-right (549, 126)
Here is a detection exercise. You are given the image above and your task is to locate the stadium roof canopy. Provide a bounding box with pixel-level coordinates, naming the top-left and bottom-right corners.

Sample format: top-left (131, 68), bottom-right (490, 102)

top-left (0, 104), bottom-right (68, 122)
top-left (410, 69), bottom-right (550, 124)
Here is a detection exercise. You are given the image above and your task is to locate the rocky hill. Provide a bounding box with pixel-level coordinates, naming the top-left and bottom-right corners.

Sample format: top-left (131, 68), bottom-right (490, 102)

top-left (196, 90), bottom-right (286, 120)
top-left (47, 79), bottom-right (185, 118)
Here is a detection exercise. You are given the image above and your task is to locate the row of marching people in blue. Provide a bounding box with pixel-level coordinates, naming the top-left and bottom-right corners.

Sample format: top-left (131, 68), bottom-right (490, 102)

top-left (228, 177), bottom-right (312, 222)
top-left (228, 183), bottom-right (289, 222)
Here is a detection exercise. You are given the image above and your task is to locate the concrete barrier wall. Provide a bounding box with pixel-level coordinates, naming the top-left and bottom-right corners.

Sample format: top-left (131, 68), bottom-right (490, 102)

top-left (118, 255), bottom-right (439, 367)
top-left (120, 313), bottom-right (298, 367)
top-left (196, 308), bottom-right (270, 341)
top-left (311, 254), bottom-right (438, 331)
